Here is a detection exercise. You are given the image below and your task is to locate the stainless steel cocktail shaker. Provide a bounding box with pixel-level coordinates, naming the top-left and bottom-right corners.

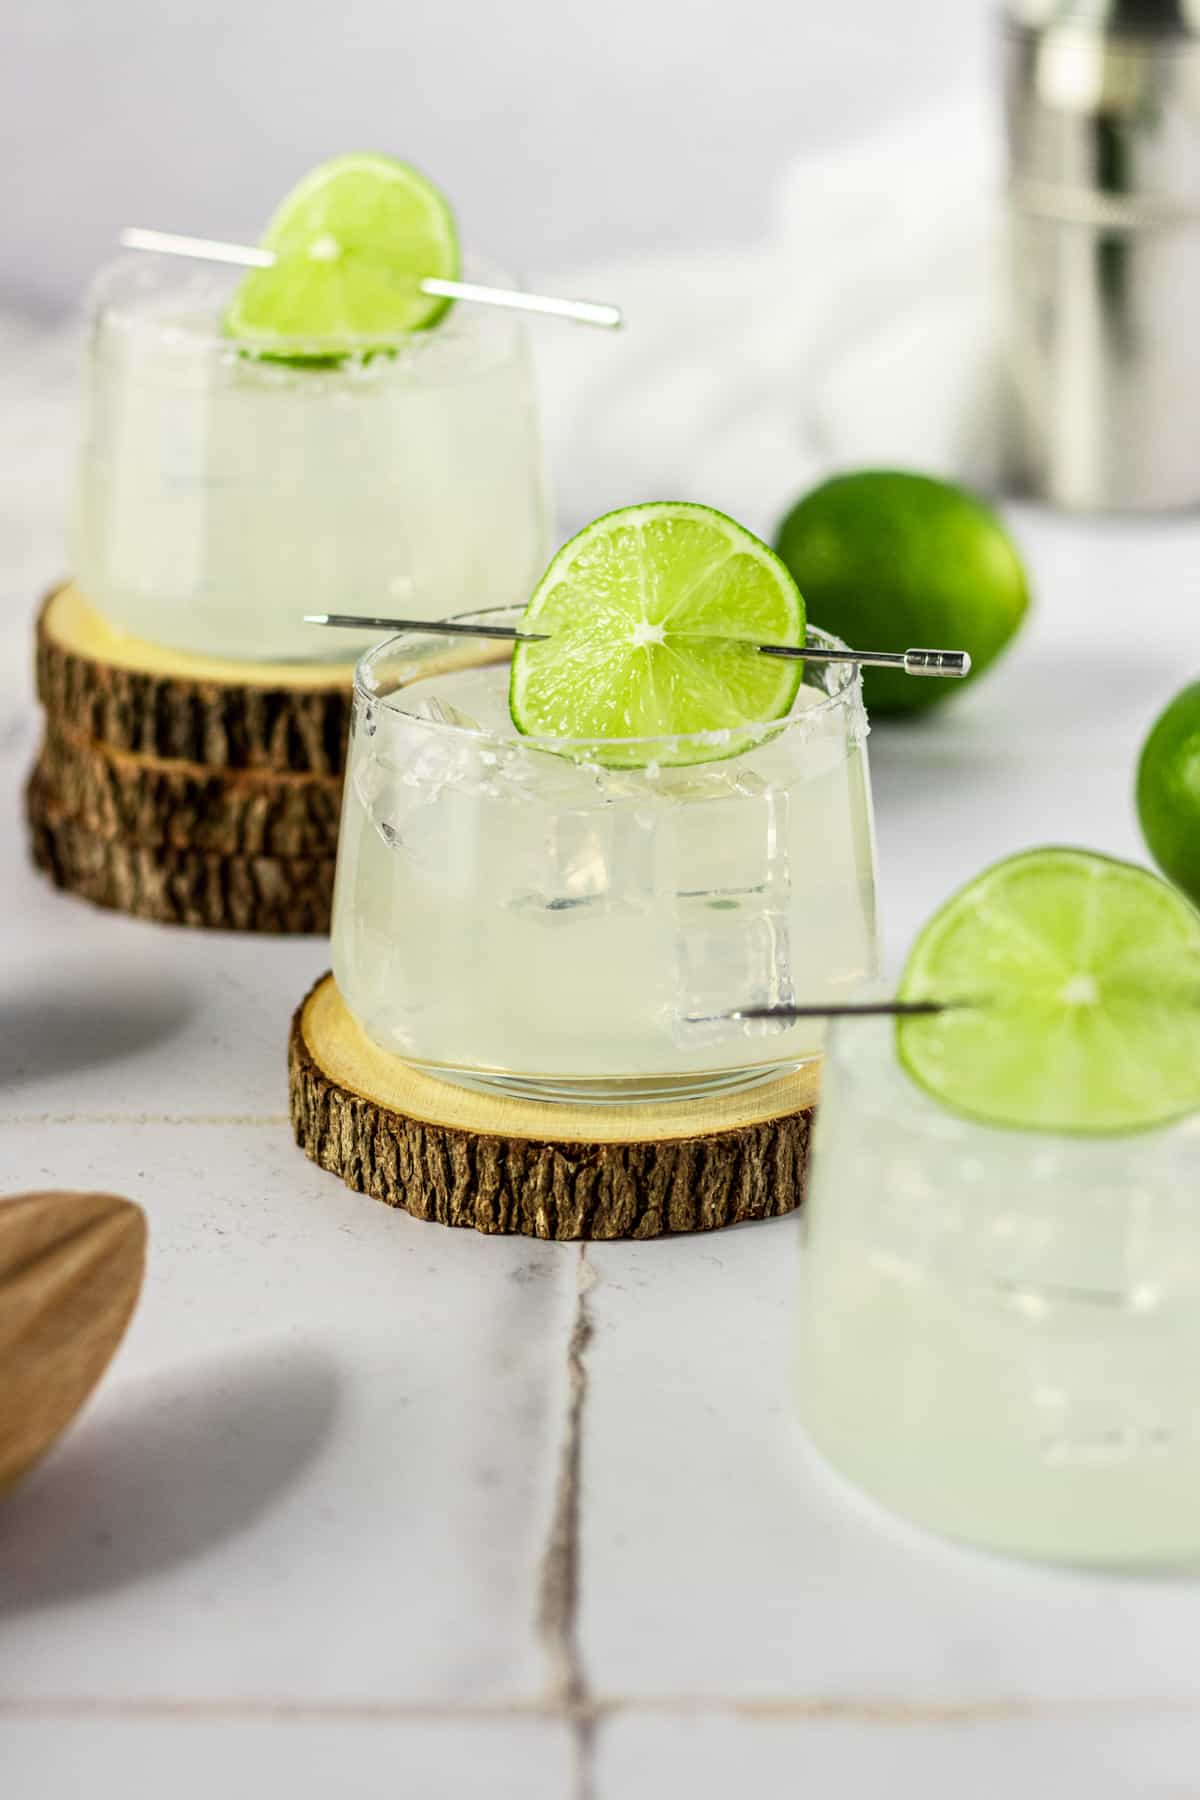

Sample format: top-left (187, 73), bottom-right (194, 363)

top-left (1004, 1), bottom-right (1200, 511)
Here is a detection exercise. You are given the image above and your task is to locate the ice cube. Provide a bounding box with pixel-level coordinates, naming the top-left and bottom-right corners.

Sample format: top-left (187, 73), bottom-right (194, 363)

top-left (505, 805), bottom-right (656, 923)
top-left (666, 786), bottom-right (792, 902)
top-left (508, 743), bottom-right (609, 810)
top-left (408, 694), bottom-right (484, 731)
top-left (671, 901), bottom-right (795, 1047)
top-left (353, 751), bottom-right (421, 854)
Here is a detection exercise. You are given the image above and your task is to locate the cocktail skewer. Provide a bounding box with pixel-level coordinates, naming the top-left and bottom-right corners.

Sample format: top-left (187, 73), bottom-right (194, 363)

top-left (119, 227), bottom-right (624, 331)
top-left (302, 612), bottom-right (971, 679)
top-left (733, 990), bottom-right (1200, 1023)
top-left (725, 999), bottom-right (975, 1021)
top-left (757, 644), bottom-right (970, 679)
top-left (305, 612), bottom-right (550, 644)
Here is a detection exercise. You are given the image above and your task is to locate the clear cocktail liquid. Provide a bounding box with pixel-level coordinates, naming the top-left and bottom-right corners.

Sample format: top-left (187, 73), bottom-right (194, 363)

top-left (74, 260), bottom-right (548, 662)
top-left (331, 626), bottom-right (880, 1101)
top-left (797, 1018), bottom-right (1200, 1568)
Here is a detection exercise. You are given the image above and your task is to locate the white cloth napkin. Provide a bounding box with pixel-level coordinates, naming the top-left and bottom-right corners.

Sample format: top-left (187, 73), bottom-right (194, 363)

top-left (533, 96), bottom-right (1006, 543)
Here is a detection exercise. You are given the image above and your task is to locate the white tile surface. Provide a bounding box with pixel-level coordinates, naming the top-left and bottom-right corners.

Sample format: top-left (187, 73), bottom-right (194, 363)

top-left (0, 1121), bottom-right (578, 1706)
top-left (578, 1228), bottom-right (1200, 1704)
top-left (1, 717), bottom-right (329, 1123)
top-left (594, 1712), bottom-right (1200, 1800)
top-left (0, 1717), bottom-right (573, 1800)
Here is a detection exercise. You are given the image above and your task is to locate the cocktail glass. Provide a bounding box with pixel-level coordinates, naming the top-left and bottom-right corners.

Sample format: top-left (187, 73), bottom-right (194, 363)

top-left (331, 612), bottom-right (880, 1102)
top-left (797, 1015), bottom-right (1200, 1568)
top-left (74, 256), bottom-right (549, 662)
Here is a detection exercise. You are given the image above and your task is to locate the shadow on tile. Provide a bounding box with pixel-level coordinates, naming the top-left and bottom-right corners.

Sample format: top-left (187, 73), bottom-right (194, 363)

top-left (0, 963), bottom-right (196, 1093)
top-left (0, 1344), bottom-right (341, 1611)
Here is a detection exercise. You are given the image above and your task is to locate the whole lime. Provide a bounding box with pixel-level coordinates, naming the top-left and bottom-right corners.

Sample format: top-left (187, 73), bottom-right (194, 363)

top-left (774, 471), bottom-right (1030, 715)
top-left (1137, 682), bottom-right (1200, 906)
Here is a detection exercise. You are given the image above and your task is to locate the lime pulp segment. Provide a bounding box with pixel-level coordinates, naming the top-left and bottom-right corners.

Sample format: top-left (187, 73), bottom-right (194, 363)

top-left (508, 503), bottom-right (806, 767)
top-left (896, 848), bottom-right (1200, 1134)
top-left (224, 153), bottom-right (460, 346)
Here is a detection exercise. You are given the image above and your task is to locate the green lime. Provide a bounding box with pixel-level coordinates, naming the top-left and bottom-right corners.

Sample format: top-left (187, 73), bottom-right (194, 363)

top-left (225, 153), bottom-right (459, 347)
top-left (774, 471), bottom-right (1029, 716)
top-left (509, 503), bottom-right (805, 768)
top-left (1137, 682), bottom-right (1200, 907)
top-left (896, 848), bottom-right (1200, 1133)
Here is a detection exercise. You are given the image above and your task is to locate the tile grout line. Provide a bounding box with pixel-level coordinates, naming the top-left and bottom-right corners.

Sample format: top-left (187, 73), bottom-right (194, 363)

top-left (0, 1698), bottom-right (552, 1724)
top-left (595, 1693), bottom-right (1200, 1725)
top-left (7, 1694), bottom-right (1200, 1727)
top-left (536, 1241), bottom-right (597, 1800)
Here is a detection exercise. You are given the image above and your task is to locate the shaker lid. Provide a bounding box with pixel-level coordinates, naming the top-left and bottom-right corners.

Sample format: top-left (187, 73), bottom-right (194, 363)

top-left (1006, 0), bottom-right (1200, 209)
top-left (1006, 0), bottom-right (1200, 33)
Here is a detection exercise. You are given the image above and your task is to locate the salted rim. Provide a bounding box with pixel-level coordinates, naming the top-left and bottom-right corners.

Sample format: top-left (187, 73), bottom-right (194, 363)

top-left (355, 607), bottom-right (863, 755)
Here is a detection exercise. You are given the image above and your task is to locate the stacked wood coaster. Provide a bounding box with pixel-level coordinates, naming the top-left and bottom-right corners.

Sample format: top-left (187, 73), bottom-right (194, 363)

top-left (26, 587), bottom-right (356, 932)
top-left (290, 974), bottom-right (818, 1239)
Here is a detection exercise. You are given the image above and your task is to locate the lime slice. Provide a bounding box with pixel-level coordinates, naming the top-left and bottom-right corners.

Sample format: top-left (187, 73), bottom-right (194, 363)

top-left (509, 503), bottom-right (806, 768)
top-left (225, 153), bottom-right (459, 347)
top-left (897, 848), bottom-right (1200, 1134)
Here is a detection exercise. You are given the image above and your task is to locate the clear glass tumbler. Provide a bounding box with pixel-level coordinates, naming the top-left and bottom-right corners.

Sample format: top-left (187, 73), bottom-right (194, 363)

top-left (331, 613), bottom-right (880, 1102)
top-left (797, 1016), bottom-right (1200, 1568)
top-left (74, 256), bottom-right (549, 662)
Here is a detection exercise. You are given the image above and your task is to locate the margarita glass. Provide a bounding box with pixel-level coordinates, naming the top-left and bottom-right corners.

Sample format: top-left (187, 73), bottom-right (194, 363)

top-left (330, 612), bottom-right (880, 1102)
top-left (797, 1015), bottom-right (1200, 1569)
top-left (73, 257), bottom-right (549, 662)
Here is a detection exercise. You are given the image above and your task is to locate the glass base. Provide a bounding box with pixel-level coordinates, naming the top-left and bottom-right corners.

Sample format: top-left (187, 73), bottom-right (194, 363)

top-left (408, 1059), bottom-right (804, 1107)
top-left (797, 1421), bottom-right (1200, 1573)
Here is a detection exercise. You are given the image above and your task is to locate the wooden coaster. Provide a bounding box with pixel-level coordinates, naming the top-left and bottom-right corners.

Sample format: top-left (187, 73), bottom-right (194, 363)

top-left (290, 974), bottom-right (819, 1239)
top-left (36, 585), bottom-right (356, 774)
top-left (28, 803), bottom-right (336, 934)
top-left (26, 586), bottom-right (354, 932)
top-left (30, 726), bottom-right (344, 858)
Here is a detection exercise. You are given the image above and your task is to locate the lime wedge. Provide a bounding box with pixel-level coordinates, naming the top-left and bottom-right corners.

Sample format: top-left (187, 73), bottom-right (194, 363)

top-left (225, 153), bottom-right (460, 347)
top-left (897, 848), bottom-right (1200, 1134)
top-left (509, 503), bottom-right (806, 768)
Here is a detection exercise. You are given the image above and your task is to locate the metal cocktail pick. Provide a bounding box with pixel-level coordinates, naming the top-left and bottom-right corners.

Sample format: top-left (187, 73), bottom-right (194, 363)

top-left (302, 613), bottom-right (972, 679)
top-left (726, 1000), bottom-right (975, 1021)
top-left (119, 227), bottom-right (624, 331)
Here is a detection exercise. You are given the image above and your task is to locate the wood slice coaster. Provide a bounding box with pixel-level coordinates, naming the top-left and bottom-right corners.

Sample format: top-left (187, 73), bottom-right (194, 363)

top-left (31, 726), bottom-right (344, 858)
top-left (36, 585), bottom-right (356, 774)
top-left (28, 803), bottom-right (336, 934)
top-left (27, 585), bottom-right (355, 932)
top-left (290, 974), bottom-right (819, 1240)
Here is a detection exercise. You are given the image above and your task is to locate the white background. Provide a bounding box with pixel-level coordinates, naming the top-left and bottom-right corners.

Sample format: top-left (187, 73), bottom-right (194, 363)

top-left (3, 0), bottom-right (991, 313)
